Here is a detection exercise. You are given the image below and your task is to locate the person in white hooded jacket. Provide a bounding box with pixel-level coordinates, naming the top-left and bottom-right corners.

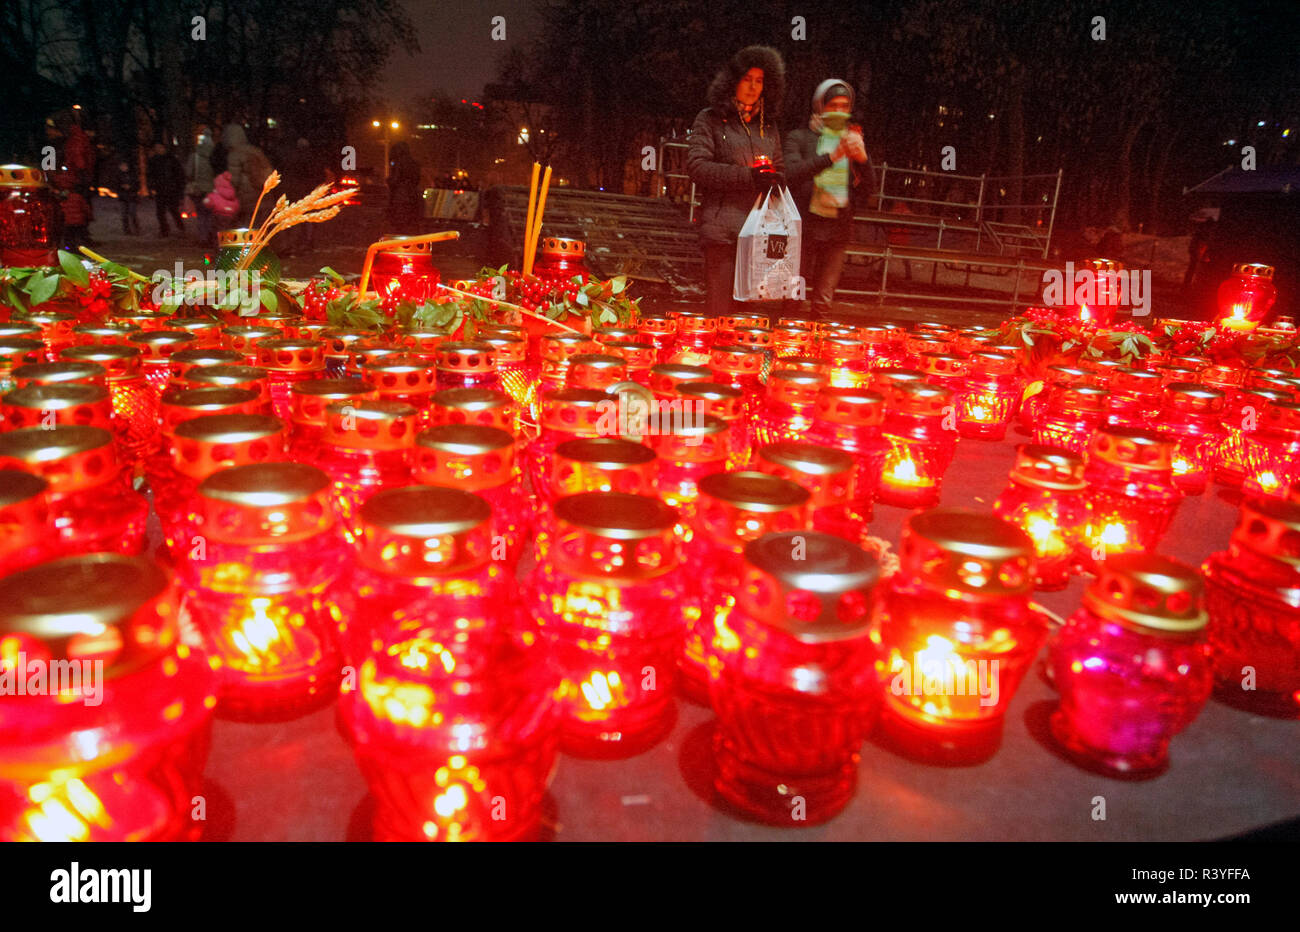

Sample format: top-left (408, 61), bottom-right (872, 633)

top-left (221, 123), bottom-right (274, 226)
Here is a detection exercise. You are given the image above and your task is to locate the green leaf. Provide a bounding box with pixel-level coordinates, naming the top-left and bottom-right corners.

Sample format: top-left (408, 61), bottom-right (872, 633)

top-left (609, 275), bottom-right (627, 295)
top-left (260, 288), bottom-right (278, 313)
top-left (599, 308), bottom-right (617, 324)
top-left (25, 272), bottom-right (58, 306)
top-left (575, 290), bottom-right (589, 307)
top-left (58, 250), bottom-right (90, 287)
top-left (320, 266), bottom-right (345, 283)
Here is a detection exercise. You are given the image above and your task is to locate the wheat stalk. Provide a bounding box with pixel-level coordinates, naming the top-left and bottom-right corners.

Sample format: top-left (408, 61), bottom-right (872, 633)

top-left (235, 175), bottom-right (359, 272)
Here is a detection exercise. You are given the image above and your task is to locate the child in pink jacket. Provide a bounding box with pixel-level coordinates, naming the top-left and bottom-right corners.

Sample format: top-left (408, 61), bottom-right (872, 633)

top-left (204, 171), bottom-right (240, 221)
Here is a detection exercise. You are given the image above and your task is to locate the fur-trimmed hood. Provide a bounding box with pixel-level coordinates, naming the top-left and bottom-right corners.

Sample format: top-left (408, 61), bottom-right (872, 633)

top-left (706, 45), bottom-right (785, 115)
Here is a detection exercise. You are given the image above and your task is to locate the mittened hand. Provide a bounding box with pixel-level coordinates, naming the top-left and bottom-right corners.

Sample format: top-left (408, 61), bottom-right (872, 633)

top-left (751, 165), bottom-right (778, 188)
top-left (845, 133), bottom-right (868, 163)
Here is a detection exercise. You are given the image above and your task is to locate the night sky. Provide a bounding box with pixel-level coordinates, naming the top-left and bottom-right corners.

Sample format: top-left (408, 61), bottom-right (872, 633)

top-left (380, 0), bottom-right (541, 105)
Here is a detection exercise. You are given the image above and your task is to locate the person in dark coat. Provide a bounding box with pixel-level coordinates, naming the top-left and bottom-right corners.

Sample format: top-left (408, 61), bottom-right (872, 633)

top-left (687, 45), bottom-right (786, 318)
top-left (110, 154), bottom-right (141, 235)
top-left (146, 142), bottom-right (186, 237)
top-left (386, 141), bottom-right (423, 233)
top-left (782, 78), bottom-right (875, 317)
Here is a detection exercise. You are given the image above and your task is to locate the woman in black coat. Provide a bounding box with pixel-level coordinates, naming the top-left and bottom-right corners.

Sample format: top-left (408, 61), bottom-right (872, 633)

top-left (687, 45), bottom-right (786, 318)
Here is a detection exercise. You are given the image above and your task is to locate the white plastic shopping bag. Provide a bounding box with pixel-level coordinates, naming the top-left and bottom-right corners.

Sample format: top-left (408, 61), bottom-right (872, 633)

top-left (734, 186), bottom-right (802, 301)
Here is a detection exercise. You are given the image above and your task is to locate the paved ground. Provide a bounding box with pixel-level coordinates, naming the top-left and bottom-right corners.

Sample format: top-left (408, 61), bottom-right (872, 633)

top-left (81, 196), bottom-right (1188, 328)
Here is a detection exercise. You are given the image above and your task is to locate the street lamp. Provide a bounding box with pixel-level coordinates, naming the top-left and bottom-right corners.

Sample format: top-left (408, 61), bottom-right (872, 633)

top-left (373, 119), bottom-right (401, 179)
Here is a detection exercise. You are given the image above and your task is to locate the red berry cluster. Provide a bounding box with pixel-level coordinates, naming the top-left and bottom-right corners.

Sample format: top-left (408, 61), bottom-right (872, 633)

top-left (300, 278), bottom-right (345, 321)
top-left (503, 270), bottom-right (581, 315)
top-left (72, 270), bottom-right (114, 322)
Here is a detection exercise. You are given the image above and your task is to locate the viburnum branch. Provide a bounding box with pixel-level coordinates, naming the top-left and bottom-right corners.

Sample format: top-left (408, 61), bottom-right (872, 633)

top-left (435, 281), bottom-right (582, 334)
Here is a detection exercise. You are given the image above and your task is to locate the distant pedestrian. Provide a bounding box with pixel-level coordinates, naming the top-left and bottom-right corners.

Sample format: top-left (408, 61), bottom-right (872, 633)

top-left (222, 123), bottom-right (275, 226)
top-left (147, 142), bottom-right (185, 237)
top-left (52, 169), bottom-right (91, 249)
top-left (687, 45), bottom-right (786, 318)
top-left (386, 141), bottom-right (422, 232)
top-left (204, 171), bottom-right (241, 225)
top-left (186, 126), bottom-right (217, 246)
top-left (110, 155), bottom-right (141, 235)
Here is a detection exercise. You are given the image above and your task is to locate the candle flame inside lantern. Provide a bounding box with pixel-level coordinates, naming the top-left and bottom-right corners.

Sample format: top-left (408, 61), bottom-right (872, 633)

top-left (1099, 521), bottom-right (1128, 547)
top-left (884, 448), bottom-right (932, 487)
top-left (1256, 470), bottom-right (1280, 493)
top-left (1025, 513), bottom-right (1066, 556)
top-left (1171, 454), bottom-right (1193, 476)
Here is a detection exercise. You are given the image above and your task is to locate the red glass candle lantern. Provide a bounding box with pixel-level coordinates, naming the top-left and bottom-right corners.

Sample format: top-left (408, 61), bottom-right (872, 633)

top-left (254, 338), bottom-right (327, 422)
top-left (288, 377), bottom-right (376, 460)
top-left (677, 381), bottom-right (750, 469)
top-left (1020, 365), bottom-right (1093, 431)
top-left (959, 351), bottom-right (1021, 440)
top-left (0, 469), bottom-right (50, 575)
top-left (0, 337), bottom-right (45, 392)
top-left (877, 382), bottom-right (957, 509)
top-left (0, 554), bottom-right (216, 841)
top-left (26, 311), bottom-right (77, 361)
top-left (807, 386), bottom-right (888, 519)
top-left (1215, 388), bottom-right (1288, 489)
top-left (1203, 498), bottom-right (1300, 716)
top-left (182, 462), bottom-right (348, 720)
top-left (668, 313), bottom-right (718, 365)
top-left (529, 492), bottom-right (684, 755)
top-left (11, 360), bottom-right (106, 390)
top-left (370, 237), bottom-right (442, 310)
top-left (917, 352), bottom-right (969, 401)
top-left (60, 344), bottom-right (155, 463)
top-left (167, 348), bottom-right (243, 392)
top-left (363, 354), bottom-right (438, 428)
top-left (0, 164), bottom-right (62, 267)
top-left (567, 353), bottom-right (627, 391)
top-left (708, 531), bottom-right (880, 823)
top-left (533, 235), bottom-right (588, 286)
top-left (1241, 399), bottom-right (1300, 499)
top-left (1157, 383), bottom-right (1227, 495)
top-left (636, 314), bottom-right (677, 363)
top-left (1215, 262), bottom-right (1278, 333)
top-left (434, 340), bottom-right (499, 392)
top-left (321, 327), bottom-right (371, 377)
top-left (877, 509), bottom-right (1045, 762)
top-left (1072, 257), bottom-right (1124, 326)
top-left (772, 325), bottom-right (815, 359)
top-left (649, 362), bottom-right (710, 401)
top-left (0, 425), bottom-right (147, 556)
top-left (152, 386), bottom-right (261, 486)
top-left (338, 486), bottom-right (557, 841)
top-left (728, 327), bottom-right (774, 365)
top-left (1033, 385), bottom-right (1109, 457)
top-left (821, 337), bottom-right (871, 389)
top-left (315, 399), bottom-right (417, 543)
top-left (221, 324), bottom-right (280, 366)
top-left (430, 387), bottom-right (517, 433)
top-left (708, 344), bottom-right (765, 415)
top-left (1050, 553), bottom-right (1212, 774)
top-left (679, 472), bottom-right (810, 701)
top-left (413, 424), bottom-right (532, 570)
top-left (164, 317), bottom-right (223, 349)
top-left (593, 326), bottom-right (640, 346)
top-left (2, 383), bottom-right (113, 431)
top-left (646, 414), bottom-right (730, 531)
top-left (184, 363), bottom-right (272, 413)
top-left (753, 441), bottom-right (864, 547)
top-left (154, 413), bottom-right (286, 559)
top-left (902, 332), bottom-right (948, 369)
top-left (993, 444), bottom-right (1087, 590)
top-left (479, 332), bottom-right (534, 415)
top-left (539, 333), bottom-right (599, 396)
top-left (390, 328), bottom-right (445, 364)
top-left (550, 437), bottom-right (657, 499)
top-left (245, 308), bottom-right (303, 335)
top-left (526, 388), bottom-right (609, 495)
top-left (858, 325), bottom-right (905, 369)
top-left (1083, 427), bottom-right (1182, 564)
top-left (753, 369), bottom-right (827, 448)
top-left (1105, 367), bottom-right (1163, 429)
top-left (600, 340), bottom-right (656, 385)
top-left (127, 330), bottom-right (198, 401)
top-left (869, 367), bottom-right (925, 406)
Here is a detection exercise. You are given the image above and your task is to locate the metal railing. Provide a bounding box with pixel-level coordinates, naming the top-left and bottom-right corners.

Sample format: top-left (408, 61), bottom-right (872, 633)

top-left (656, 138), bottom-right (699, 222)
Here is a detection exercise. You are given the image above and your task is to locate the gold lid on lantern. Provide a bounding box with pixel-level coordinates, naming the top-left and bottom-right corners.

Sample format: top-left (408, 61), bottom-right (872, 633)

top-left (198, 461), bottom-right (335, 543)
top-left (435, 340), bottom-right (496, 375)
top-left (1233, 262), bottom-right (1274, 278)
top-left (637, 314), bottom-right (676, 336)
top-left (541, 387), bottom-right (611, 435)
top-left (766, 369), bottom-right (827, 406)
top-left (172, 413), bottom-right (286, 480)
top-left (72, 323), bottom-right (133, 345)
top-left (322, 399), bottom-right (418, 450)
top-left (721, 313), bottom-right (769, 332)
top-left (0, 554), bottom-right (178, 680)
top-left (593, 326), bottom-right (639, 344)
top-left (776, 317), bottom-right (815, 331)
top-left (697, 471), bottom-right (810, 544)
top-left (1089, 426), bottom-right (1175, 472)
top-left (1083, 552), bottom-right (1206, 634)
top-left (730, 327), bottom-right (773, 351)
top-left (290, 377), bottom-right (376, 427)
top-left (413, 424), bottom-right (515, 491)
top-left (0, 425), bottom-right (119, 493)
top-left (708, 344), bottom-right (764, 376)
top-left (363, 353), bottom-right (437, 395)
top-left (774, 355), bottom-right (827, 374)
top-left (60, 343), bottom-right (141, 379)
top-left (217, 228), bottom-right (254, 247)
top-left (678, 381), bottom-right (743, 421)
top-left (126, 329), bottom-right (198, 361)
top-left (1, 383), bottom-right (112, 430)
top-left (1259, 399), bottom-right (1300, 435)
top-left (108, 311), bottom-right (169, 332)
top-left (12, 361), bottom-right (106, 387)
top-left (568, 353), bottom-right (628, 390)
top-left (822, 337), bottom-right (868, 361)
top-left (552, 491), bottom-right (679, 580)
top-left (165, 317), bottom-right (224, 345)
top-left (184, 365), bottom-right (269, 404)
top-left (390, 329), bottom-right (446, 358)
top-left (431, 387), bottom-right (516, 431)
top-left (1058, 384), bottom-right (1109, 414)
top-left (1010, 443), bottom-right (1086, 491)
top-left (0, 164), bottom-right (47, 188)
top-left (541, 332), bottom-right (599, 362)
top-left (773, 327), bottom-right (815, 355)
top-left (601, 340), bottom-right (655, 371)
top-left (1111, 367), bottom-right (1162, 397)
top-left (870, 368), bottom-right (925, 403)
top-left (968, 351), bottom-right (1017, 376)
top-left (893, 381), bottom-right (954, 418)
top-left (1201, 364), bottom-right (1244, 391)
top-left (479, 333), bottom-right (526, 365)
top-left (255, 338), bottom-right (328, 373)
top-left (0, 469), bottom-right (48, 548)
top-left (646, 413), bottom-right (729, 464)
top-left (1165, 382), bottom-right (1225, 415)
top-left (919, 353), bottom-right (969, 379)
top-left (814, 386), bottom-right (885, 427)
top-left (1228, 497), bottom-right (1300, 569)
top-left (320, 327), bottom-right (373, 357)
top-left (552, 437), bottom-right (657, 496)
top-left (169, 348), bottom-right (243, 381)
top-left (649, 363), bottom-right (710, 396)
top-left (221, 325), bottom-right (280, 356)
top-left (357, 485), bottom-right (493, 577)
top-left (754, 442), bottom-right (855, 507)
top-left (159, 386), bottom-right (261, 435)
top-left (541, 236), bottom-right (585, 258)
top-left (738, 531), bottom-right (880, 644)
top-left (901, 508), bottom-right (1034, 598)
